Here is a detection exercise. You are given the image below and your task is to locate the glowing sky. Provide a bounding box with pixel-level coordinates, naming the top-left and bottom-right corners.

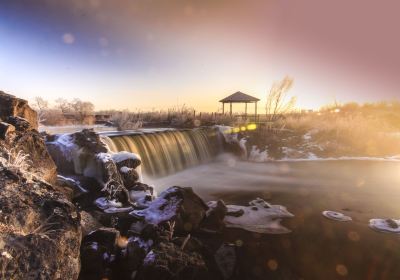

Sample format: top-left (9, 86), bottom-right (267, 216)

top-left (1, 0), bottom-right (399, 112)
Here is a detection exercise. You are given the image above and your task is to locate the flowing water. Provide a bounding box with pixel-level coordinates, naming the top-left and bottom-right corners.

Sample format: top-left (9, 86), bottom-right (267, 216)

top-left (101, 128), bottom-right (222, 177)
top-left (151, 155), bottom-right (400, 279)
top-left (101, 128), bottom-right (400, 279)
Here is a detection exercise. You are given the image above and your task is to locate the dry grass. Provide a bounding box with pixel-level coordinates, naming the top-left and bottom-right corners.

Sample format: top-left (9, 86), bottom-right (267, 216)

top-left (0, 148), bottom-right (32, 172)
top-left (280, 111), bottom-right (400, 157)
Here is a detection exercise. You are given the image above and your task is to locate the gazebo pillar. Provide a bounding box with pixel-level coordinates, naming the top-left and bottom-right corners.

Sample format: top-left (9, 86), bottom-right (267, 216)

top-left (230, 102), bottom-right (233, 115)
top-left (245, 103), bottom-right (247, 118)
top-left (255, 101), bottom-right (258, 121)
top-left (222, 103), bottom-right (225, 114)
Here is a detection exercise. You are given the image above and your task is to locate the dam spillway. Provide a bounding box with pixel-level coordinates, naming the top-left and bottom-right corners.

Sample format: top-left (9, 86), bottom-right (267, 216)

top-left (101, 128), bottom-right (222, 177)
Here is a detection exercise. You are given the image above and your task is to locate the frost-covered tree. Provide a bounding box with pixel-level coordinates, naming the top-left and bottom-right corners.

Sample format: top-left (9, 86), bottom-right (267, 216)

top-left (266, 76), bottom-right (296, 121)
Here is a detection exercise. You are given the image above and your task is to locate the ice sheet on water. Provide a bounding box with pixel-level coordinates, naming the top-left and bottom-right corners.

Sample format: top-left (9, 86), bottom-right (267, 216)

top-left (224, 198), bottom-right (294, 234)
top-left (369, 219), bottom-right (400, 233)
top-left (322, 211), bottom-right (352, 222)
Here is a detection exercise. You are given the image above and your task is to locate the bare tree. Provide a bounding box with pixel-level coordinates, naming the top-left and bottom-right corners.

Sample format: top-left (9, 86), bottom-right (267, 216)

top-left (33, 97), bottom-right (49, 124)
top-left (266, 76), bottom-right (296, 121)
top-left (55, 98), bottom-right (70, 113)
top-left (70, 99), bottom-right (95, 123)
top-left (111, 110), bottom-right (143, 131)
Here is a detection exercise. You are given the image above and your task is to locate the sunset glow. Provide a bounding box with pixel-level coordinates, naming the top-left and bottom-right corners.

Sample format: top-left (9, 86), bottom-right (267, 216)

top-left (1, 0), bottom-right (399, 111)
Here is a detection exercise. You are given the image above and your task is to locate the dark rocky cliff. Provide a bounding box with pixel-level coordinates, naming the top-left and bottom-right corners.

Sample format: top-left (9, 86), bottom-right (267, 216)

top-left (0, 91), bottom-right (81, 279)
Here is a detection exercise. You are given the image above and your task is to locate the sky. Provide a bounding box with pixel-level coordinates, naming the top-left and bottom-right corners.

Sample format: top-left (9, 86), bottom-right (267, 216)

top-left (0, 0), bottom-right (399, 112)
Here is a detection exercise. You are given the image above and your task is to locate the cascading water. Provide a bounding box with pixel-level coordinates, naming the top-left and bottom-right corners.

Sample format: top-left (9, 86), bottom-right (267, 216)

top-left (101, 128), bottom-right (222, 177)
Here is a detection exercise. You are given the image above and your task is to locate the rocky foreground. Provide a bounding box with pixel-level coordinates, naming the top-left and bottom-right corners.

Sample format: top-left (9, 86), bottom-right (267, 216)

top-left (0, 91), bottom-right (293, 280)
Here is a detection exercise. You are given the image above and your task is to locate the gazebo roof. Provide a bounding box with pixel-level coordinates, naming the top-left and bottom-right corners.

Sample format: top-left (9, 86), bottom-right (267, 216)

top-left (219, 91), bottom-right (260, 103)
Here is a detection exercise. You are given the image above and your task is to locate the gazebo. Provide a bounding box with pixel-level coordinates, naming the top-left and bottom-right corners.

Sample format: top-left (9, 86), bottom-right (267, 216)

top-left (219, 91), bottom-right (260, 117)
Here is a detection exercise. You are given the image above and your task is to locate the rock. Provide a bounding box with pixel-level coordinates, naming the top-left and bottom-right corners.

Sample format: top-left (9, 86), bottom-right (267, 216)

top-left (121, 237), bottom-right (153, 275)
top-left (80, 211), bottom-right (103, 237)
top-left (72, 128), bottom-right (108, 154)
top-left (0, 92), bottom-right (81, 279)
top-left (79, 241), bottom-right (111, 279)
top-left (119, 166), bottom-right (139, 187)
top-left (130, 186), bottom-right (208, 233)
top-left (80, 228), bottom-right (122, 279)
top-left (95, 153), bottom-right (124, 187)
top-left (129, 182), bottom-right (155, 208)
top-left (129, 182), bottom-right (155, 194)
top-left (137, 242), bottom-right (209, 280)
top-left (83, 227), bottom-right (120, 252)
top-left (11, 129), bottom-right (58, 183)
top-left (112, 151), bottom-right (141, 170)
top-left (0, 91), bottom-right (38, 130)
top-left (0, 169), bottom-right (81, 279)
top-left (91, 209), bottom-right (139, 235)
top-left (172, 236), bottom-right (204, 253)
top-left (6, 116), bottom-right (32, 131)
top-left (202, 200), bottom-right (227, 232)
top-left (214, 244), bottom-right (237, 279)
top-left (0, 122), bottom-right (15, 140)
top-left (226, 208), bottom-right (244, 217)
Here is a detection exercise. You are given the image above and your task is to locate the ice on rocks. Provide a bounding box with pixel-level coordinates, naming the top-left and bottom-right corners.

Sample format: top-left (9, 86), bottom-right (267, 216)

top-left (104, 207), bottom-right (133, 214)
top-left (120, 166), bottom-right (132, 174)
top-left (95, 197), bottom-right (123, 210)
top-left (369, 218), bottom-right (400, 233)
top-left (224, 199), bottom-right (294, 234)
top-left (111, 151), bottom-right (141, 163)
top-left (57, 175), bottom-right (88, 193)
top-left (130, 187), bottom-right (181, 225)
top-left (322, 211), bottom-right (352, 222)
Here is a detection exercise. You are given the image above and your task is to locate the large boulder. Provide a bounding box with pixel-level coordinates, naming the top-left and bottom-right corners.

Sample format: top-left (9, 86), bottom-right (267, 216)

top-left (0, 92), bottom-right (57, 183)
top-left (0, 91), bottom-right (38, 130)
top-left (202, 200), bottom-right (227, 232)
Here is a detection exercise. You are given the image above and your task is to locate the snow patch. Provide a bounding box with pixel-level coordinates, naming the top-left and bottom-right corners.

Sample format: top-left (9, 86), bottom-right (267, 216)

top-left (120, 166), bottom-right (132, 173)
top-left (248, 146), bottom-right (269, 162)
top-left (111, 151), bottom-right (141, 163)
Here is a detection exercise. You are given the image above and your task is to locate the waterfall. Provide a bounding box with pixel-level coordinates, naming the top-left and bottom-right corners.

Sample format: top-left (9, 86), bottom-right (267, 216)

top-left (101, 128), bottom-right (222, 177)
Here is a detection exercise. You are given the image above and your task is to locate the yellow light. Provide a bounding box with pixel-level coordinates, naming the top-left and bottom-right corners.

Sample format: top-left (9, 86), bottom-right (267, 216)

top-left (240, 126), bottom-right (246, 131)
top-left (232, 127), bottom-right (240, 133)
top-left (247, 123), bottom-right (257, 130)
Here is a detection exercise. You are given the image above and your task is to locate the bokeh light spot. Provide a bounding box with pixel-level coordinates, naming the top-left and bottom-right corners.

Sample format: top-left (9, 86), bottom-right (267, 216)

top-left (62, 33), bottom-right (75, 44)
top-left (336, 264), bottom-right (348, 276)
top-left (99, 37), bottom-right (109, 47)
top-left (347, 231), bottom-right (360, 242)
top-left (267, 259), bottom-right (278, 271)
top-left (235, 239), bottom-right (243, 247)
